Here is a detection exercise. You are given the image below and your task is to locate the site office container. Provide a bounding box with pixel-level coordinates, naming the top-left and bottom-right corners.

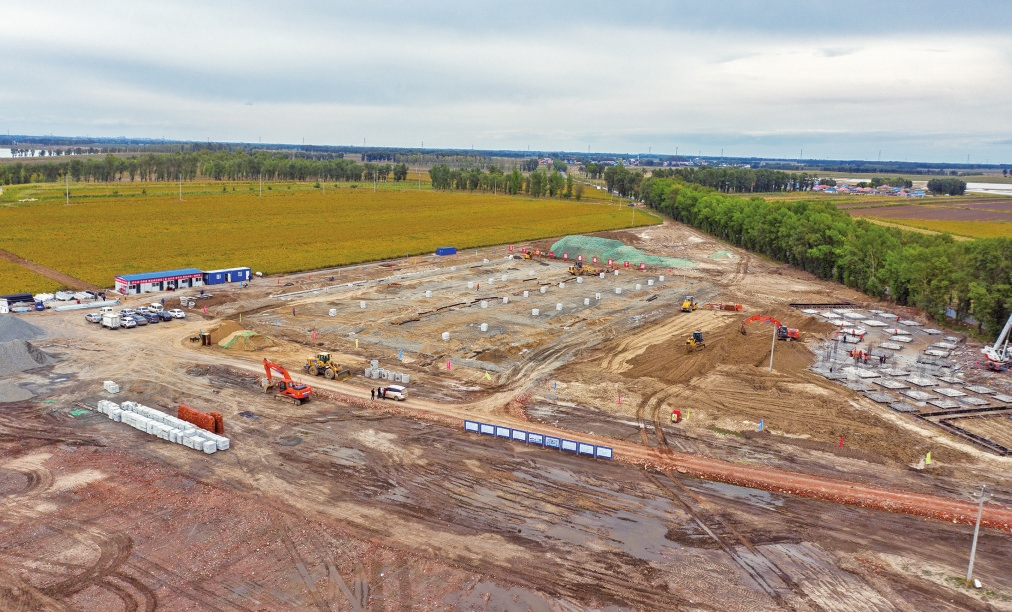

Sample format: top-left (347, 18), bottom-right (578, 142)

top-left (202, 267), bottom-right (251, 285)
top-left (436, 246), bottom-right (457, 256)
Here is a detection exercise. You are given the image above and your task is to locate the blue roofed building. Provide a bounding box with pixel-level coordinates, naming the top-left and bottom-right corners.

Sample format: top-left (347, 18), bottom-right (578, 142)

top-left (114, 268), bottom-right (204, 295)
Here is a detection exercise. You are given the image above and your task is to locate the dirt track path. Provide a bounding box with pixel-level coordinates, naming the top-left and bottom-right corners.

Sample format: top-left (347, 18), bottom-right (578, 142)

top-left (187, 344), bottom-right (1012, 536)
top-left (0, 248), bottom-right (101, 291)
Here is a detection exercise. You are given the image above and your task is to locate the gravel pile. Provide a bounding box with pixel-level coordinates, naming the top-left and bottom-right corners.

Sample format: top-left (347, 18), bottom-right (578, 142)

top-left (0, 316), bottom-right (45, 342)
top-left (0, 339), bottom-right (55, 377)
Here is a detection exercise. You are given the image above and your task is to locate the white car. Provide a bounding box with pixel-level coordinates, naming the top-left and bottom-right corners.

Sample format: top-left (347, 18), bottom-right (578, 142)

top-left (167, 309), bottom-right (186, 319)
top-left (380, 385), bottom-right (407, 401)
top-left (120, 317), bottom-right (137, 328)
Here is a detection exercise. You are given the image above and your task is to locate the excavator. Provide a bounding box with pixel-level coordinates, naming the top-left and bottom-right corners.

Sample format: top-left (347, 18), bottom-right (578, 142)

top-left (982, 312), bottom-right (1012, 371)
top-left (263, 358), bottom-right (312, 405)
top-left (740, 313), bottom-right (800, 341)
top-left (304, 352), bottom-right (352, 380)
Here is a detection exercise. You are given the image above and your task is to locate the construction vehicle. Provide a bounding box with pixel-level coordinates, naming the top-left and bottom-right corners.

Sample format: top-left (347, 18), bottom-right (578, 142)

top-left (982, 311), bottom-right (1012, 371)
top-left (686, 330), bottom-right (705, 352)
top-left (740, 314), bottom-right (800, 340)
top-left (681, 296), bottom-right (698, 312)
top-left (671, 409), bottom-right (682, 423)
top-left (262, 358), bottom-right (312, 405)
top-left (303, 352), bottom-right (352, 380)
top-left (705, 302), bottom-right (743, 311)
top-left (568, 260), bottom-right (603, 276)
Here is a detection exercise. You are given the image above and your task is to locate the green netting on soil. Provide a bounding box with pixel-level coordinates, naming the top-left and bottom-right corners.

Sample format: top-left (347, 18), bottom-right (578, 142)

top-left (219, 330), bottom-right (255, 348)
top-left (548, 236), bottom-right (695, 269)
top-left (710, 250), bottom-right (735, 260)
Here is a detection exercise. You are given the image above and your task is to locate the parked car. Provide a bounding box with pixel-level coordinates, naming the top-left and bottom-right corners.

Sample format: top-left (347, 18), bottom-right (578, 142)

top-left (157, 310), bottom-right (173, 321)
top-left (85, 312), bottom-right (102, 323)
top-left (380, 385), bottom-right (408, 401)
top-left (119, 309), bottom-right (136, 317)
top-left (139, 311), bottom-right (160, 324)
top-left (167, 309), bottom-right (186, 319)
top-left (149, 302), bottom-right (164, 312)
top-left (129, 315), bottom-right (148, 326)
top-left (120, 317), bottom-right (137, 328)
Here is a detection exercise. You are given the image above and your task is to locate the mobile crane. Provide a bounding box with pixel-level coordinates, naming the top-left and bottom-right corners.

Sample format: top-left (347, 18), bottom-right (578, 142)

top-left (262, 358), bottom-right (312, 405)
top-left (982, 312), bottom-right (1012, 371)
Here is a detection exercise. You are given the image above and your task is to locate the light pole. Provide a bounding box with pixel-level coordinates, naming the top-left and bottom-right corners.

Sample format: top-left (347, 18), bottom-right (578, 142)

top-left (966, 485), bottom-right (990, 586)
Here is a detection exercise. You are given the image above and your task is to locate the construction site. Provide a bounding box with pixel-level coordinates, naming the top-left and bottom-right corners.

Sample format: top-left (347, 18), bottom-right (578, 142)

top-left (3, 220), bottom-right (1012, 611)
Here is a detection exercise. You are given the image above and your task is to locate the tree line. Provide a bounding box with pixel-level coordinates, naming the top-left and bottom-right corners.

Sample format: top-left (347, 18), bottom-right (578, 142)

top-left (0, 151), bottom-right (416, 185)
top-left (427, 164), bottom-right (580, 199)
top-left (927, 178), bottom-right (967, 196)
top-left (640, 177), bottom-right (1012, 340)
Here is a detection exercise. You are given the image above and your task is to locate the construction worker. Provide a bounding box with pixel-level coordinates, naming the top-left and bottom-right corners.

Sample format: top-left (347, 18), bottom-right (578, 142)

top-left (371, 388), bottom-right (375, 400)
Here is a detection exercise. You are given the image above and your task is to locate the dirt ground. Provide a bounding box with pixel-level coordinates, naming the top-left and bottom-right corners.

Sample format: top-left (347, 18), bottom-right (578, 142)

top-left (3, 219), bottom-right (1012, 610)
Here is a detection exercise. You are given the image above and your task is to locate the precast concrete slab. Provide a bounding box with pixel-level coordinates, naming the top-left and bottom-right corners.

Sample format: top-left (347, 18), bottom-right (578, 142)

top-left (856, 370), bottom-right (881, 379)
top-left (901, 390), bottom-right (935, 401)
top-left (932, 342), bottom-right (958, 350)
top-left (862, 320), bottom-right (888, 327)
top-left (889, 336), bottom-right (913, 343)
top-left (879, 343), bottom-right (904, 350)
top-left (874, 379), bottom-right (909, 390)
top-left (865, 392), bottom-right (896, 404)
top-left (924, 349), bottom-right (950, 358)
top-left (966, 385), bottom-right (996, 395)
top-left (937, 375), bottom-right (964, 384)
top-left (889, 402), bottom-right (920, 413)
top-left (922, 328), bottom-right (943, 335)
top-left (993, 394), bottom-right (1012, 404)
top-left (905, 376), bottom-right (937, 387)
top-left (927, 398), bottom-right (960, 409)
top-left (959, 397), bottom-right (990, 407)
top-left (934, 387), bottom-right (966, 397)
top-left (898, 320), bottom-right (922, 326)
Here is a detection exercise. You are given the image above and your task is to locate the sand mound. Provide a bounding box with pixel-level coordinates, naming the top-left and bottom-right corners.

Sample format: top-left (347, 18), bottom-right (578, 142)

top-left (208, 320), bottom-right (245, 343)
top-left (0, 316), bottom-right (45, 342)
top-left (627, 309), bottom-right (833, 385)
top-left (0, 339), bottom-right (56, 376)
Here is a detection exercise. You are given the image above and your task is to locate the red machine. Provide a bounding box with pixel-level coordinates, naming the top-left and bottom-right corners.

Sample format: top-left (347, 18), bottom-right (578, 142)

top-left (671, 409), bottom-right (682, 423)
top-left (262, 358), bottom-right (312, 405)
top-left (740, 314), bottom-right (800, 341)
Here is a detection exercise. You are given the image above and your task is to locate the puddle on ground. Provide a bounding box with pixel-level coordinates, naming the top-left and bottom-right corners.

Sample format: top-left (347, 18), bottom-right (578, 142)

top-left (687, 480), bottom-right (784, 509)
top-left (315, 445), bottom-right (366, 466)
top-left (446, 580), bottom-right (556, 612)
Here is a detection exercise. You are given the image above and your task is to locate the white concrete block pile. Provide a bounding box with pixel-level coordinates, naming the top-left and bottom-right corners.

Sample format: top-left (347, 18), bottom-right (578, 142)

top-left (95, 400), bottom-right (229, 454)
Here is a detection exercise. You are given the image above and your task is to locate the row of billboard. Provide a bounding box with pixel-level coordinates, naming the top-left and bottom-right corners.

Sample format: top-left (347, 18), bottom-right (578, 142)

top-left (464, 420), bottom-right (614, 460)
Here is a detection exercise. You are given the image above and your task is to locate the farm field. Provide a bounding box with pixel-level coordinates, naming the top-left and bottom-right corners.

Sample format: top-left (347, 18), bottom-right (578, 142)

top-left (0, 182), bottom-right (658, 292)
top-left (838, 194), bottom-right (1012, 238)
top-left (0, 259), bottom-right (63, 295)
top-left (862, 218), bottom-right (1012, 239)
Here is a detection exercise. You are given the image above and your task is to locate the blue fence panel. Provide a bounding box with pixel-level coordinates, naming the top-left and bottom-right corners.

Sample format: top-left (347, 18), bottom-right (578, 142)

top-left (595, 446), bottom-right (613, 459)
top-left (479, 423), bottom-right (495, 435)
top-left (561, 439), bottom-right (578, 453)
top-left (511, 429), bottom-right (527, 442)
top-left (464, 420), bottom-right (479, 433)
top-left (544, 436), bottom-right (561, 449)
top-left (527, 432), bottom-right (544, 446)
top-left (578, 442), bottom-right (595, 456)
top-left (495, 426), bottom-right (511, 438)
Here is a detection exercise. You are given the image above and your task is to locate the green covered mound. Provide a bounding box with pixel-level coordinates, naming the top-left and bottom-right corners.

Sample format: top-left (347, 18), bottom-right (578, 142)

top-left (548, 235), bottom-right (694, 269)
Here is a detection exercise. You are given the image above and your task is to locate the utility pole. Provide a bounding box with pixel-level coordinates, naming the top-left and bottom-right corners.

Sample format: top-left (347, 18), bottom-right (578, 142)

top-left (966, 485), bottom-right (989, 586)
top-left (769, 324), bottom-right (777, 371)
top-left (179, 172), bottom-right (182, 201)
top-left (65, 172), bottom-right (69, 206)
top-left (259, 173), bottom-right (263, 197)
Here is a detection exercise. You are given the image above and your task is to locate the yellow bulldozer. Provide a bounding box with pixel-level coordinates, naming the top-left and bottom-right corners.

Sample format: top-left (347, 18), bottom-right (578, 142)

top-left (303, 352), bottom-right (352, 380)
top-left (568, 260), bottom-right (603, 276)
top-left (681, 296), bottom-right (698, 312)
top-left (685, 330), bottom-right (705, 353)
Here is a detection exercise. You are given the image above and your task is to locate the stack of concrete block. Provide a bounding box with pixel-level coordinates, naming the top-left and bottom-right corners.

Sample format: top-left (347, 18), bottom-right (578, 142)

top-left (94, 400), bottom-right (229, 454)
top-left (103, 381), bottom-right (120, 394)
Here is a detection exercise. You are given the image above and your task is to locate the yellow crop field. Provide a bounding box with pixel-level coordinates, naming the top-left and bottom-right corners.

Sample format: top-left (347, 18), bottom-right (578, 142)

top-left (0, 261), bottom-right (63, 295)
top-left (0, 186), bottom-right (659, 291)
top-left (864, 217), bottom-right (1012, 239)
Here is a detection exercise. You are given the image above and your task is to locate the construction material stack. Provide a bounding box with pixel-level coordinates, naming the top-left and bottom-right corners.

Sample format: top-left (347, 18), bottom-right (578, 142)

top-left (95, 400), bottom-right (229, 454)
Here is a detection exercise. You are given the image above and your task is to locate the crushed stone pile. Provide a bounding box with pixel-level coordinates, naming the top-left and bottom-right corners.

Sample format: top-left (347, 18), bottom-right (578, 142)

top-left (0, 316), bottom-right (46, 342)
top-left (0, 339), bottom-right (55, 376)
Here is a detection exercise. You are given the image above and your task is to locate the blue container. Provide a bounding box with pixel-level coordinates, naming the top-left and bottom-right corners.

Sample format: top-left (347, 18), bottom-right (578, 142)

top-left (436, 246), bottom-right (457, 256)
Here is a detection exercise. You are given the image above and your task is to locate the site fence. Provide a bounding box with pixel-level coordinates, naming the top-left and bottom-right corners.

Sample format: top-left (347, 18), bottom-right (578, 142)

top-left (464, 420), bottom-right (613, 459)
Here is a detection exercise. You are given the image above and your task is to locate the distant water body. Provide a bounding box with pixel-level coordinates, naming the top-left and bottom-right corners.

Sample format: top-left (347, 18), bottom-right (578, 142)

top-left (966, 183), bottom-right (1012, 196)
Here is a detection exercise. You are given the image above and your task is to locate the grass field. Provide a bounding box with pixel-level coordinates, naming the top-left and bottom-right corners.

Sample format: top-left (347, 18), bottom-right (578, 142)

top-left (862, 217), bottom-right (1012, 239)
top-left (0, 181), bottom-right (659, 293)
top-left (0, 260), bottom-right (63, 295)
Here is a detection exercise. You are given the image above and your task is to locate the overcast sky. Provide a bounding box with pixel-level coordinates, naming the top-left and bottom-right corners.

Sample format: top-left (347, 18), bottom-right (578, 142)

top-left (4, 1), bottom-right (1011, 162)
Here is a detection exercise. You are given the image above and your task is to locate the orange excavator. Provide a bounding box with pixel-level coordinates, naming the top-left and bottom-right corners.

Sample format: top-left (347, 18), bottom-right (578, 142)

top-left (262, 358), bottom-right (312, 405)
top-left (740, 314), bottom-right (800, 341)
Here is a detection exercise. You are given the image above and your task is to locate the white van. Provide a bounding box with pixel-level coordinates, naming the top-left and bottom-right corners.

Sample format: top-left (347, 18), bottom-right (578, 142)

top-left (150, 302), bottom-right (164, 312)
top-left (99, 306), bottom-right (115, 315)
top-left (381, 385), bottom-right (407, 401)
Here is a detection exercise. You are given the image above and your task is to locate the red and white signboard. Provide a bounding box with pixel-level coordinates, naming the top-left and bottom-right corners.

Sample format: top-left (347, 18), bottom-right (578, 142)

top-left (563, 253), bottom-right (568, 260)
top-left (592, 256), bottom-right (598, 264)
top-left (509, 245), bottom-right (515, 252)
top-left (577, 255), bottom-right (583, 262)
top-left (535, 249), bottom-right (541, 256)
top-left (639, 263), bottom-right (646, 270)
top-left (607, 259), bottom-right (614, 266)
top-left (521, 247), bottom-right (527, 253)
top-left (623, 261), bottom-right (630, 268)
top-left (549, 251), bottom-right (555, 258)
